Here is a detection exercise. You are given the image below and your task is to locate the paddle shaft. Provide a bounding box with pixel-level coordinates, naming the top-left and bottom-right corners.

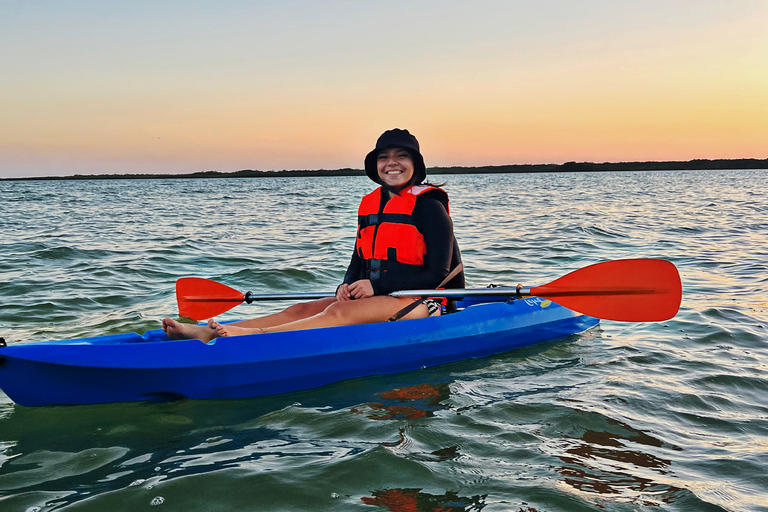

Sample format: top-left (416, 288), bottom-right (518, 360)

top-left (181, 287), bottom-right (533, 305)
top-left (392, 286), bottom-right (660, 299)
top-left (214, 288), bottom-right (525, 303)
top-left (247, 291), bottom-right (331, 302)
top-left (243, 286), bottom-right (609, 301)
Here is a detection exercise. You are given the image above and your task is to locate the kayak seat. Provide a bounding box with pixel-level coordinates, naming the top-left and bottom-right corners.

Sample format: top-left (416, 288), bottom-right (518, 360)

top-left (453, 285), bottom-right (516, 311)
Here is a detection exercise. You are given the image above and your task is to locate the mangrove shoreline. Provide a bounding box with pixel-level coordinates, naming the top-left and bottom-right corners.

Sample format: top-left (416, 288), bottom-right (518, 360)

top-left (3, 158), bottom-right (767, 181)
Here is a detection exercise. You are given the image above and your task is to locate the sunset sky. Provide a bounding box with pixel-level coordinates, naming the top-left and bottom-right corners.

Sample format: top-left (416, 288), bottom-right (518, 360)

top-left (2, 0), bottom-right (767, 178)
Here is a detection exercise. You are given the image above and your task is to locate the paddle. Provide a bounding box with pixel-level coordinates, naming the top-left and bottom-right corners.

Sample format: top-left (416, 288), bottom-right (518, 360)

top-left (176, 258), bottom-right (682, 322)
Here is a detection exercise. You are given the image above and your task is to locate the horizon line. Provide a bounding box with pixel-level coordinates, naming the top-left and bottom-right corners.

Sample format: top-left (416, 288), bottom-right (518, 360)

top-left (3, 157), bottom-right (767, 182)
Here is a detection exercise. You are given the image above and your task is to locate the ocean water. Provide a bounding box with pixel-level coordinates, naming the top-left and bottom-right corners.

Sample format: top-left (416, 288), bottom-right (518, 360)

top-left (0, 170), bottom-right (766, 511)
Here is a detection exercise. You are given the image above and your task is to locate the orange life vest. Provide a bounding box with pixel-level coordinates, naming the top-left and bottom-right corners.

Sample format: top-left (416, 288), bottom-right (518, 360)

top-left (356, 185), bottom-right (449, 280)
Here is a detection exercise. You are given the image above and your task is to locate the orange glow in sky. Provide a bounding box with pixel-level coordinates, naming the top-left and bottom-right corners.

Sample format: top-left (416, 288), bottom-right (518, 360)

top-left (1, 1), bottom-right (766, 178)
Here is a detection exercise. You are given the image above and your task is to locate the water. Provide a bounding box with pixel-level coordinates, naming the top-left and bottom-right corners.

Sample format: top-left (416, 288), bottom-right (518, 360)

top-left (0, 171), bottom-right (766, 511)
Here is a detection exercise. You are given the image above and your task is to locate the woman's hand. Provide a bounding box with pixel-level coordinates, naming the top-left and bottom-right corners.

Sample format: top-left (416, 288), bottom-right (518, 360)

top-left (336, 280), bottom-right (375, 301)
top-left (336, 283), bottom-right (353, 302)
top-left (348, 279), bottom-right (375, 300)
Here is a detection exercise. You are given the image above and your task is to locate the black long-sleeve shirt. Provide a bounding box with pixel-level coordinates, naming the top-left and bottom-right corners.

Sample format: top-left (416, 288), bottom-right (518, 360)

top-left (342, 194), bottom-right (463, 295)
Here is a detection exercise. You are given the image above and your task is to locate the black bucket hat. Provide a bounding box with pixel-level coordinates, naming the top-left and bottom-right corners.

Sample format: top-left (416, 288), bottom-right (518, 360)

top-left (364, 128), bottom-right (427, 185)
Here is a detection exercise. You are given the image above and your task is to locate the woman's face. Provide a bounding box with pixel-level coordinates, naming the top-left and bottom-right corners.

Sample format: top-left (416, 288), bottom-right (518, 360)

top-left (376, 147), bottom-right (414, 190)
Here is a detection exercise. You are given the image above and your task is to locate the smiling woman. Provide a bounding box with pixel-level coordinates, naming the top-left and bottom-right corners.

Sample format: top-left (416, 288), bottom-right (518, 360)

top-left (162, 128), bottom-right (465, 342)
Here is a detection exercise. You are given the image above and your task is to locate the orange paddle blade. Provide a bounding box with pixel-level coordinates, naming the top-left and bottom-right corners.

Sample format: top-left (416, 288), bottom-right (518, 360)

top-left (176, 278), bottom-right (245, 320)
top-left (531, 259), bottom-right (682, 322)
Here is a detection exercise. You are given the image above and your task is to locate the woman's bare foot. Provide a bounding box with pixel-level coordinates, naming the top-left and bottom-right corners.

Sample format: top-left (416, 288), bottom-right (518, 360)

top-left (162, 317), bottom-right (218, 343)
top-left (209, 319), bottom-right (265, 337)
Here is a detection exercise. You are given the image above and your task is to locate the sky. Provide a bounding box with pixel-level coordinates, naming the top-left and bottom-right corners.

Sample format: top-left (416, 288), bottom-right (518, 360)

top-left (1, 0), bottom-right (767, 178)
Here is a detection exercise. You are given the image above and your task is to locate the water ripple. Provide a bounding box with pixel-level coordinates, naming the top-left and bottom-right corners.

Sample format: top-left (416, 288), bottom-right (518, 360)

top-left (1, 170), bottom-right (767, 511)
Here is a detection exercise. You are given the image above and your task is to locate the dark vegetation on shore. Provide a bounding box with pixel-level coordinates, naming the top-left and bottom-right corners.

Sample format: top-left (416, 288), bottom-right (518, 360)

top-left (4, 158), bottom-right (767, 181)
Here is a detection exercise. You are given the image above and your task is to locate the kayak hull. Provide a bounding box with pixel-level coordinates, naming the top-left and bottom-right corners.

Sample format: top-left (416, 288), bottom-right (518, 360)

top-left (0, 299), bottom-right (598, 406)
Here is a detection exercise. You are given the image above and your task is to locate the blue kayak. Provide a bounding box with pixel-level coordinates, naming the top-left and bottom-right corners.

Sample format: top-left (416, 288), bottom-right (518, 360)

top-left (0, 298), bottom-right (598, 406)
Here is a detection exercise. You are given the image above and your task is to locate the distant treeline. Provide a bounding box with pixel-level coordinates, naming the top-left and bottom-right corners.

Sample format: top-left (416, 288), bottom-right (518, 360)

top-left (5, 158), bottom-right (767, 181)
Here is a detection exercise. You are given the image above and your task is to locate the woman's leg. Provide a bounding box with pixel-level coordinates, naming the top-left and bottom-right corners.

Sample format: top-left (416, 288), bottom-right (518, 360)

top-left (213, 296), bottom-right (430, 337)
top-left (162, 297), bottom-right (336, 342)
top-left (227, 297), bottom-right (336, 329)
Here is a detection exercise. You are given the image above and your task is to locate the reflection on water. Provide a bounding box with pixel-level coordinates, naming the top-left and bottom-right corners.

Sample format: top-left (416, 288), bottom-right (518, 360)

top-left (353, 384), bottom-right (452, 421)
top-left (361, 488), bottom-right (486, 511)
top-left (544, 422), bottom-right (684, 506)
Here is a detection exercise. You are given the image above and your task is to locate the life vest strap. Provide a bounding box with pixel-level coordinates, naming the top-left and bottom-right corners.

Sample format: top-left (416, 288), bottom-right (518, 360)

top-left (388, 263), bottom-right (465, 322)
top-left (369, 259), bottom-right (381, 280)
top-left (358, 213), bottom-right (415, 229)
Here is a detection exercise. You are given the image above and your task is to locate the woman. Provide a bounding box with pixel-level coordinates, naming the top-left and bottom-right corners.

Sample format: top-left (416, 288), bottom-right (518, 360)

top-left (162, 128), bottom-right (464, 342)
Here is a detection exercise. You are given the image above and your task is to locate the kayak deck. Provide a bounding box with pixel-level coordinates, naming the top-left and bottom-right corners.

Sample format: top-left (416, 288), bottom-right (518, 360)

top-left (0, 299), bottom-right (598, 406)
